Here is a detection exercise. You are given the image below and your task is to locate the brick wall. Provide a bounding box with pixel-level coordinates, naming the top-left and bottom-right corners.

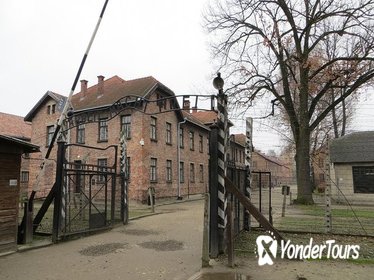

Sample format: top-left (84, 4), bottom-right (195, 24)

top-left (28, 98), bottom-right (59, 197)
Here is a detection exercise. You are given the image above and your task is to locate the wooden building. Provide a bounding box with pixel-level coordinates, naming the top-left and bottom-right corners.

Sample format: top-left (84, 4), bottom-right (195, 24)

top-left (0, 135), bottom-right (39, 255)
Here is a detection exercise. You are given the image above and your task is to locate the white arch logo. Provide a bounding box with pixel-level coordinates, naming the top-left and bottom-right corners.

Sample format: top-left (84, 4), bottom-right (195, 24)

top-left (256, 233), bottom-right (278, 266)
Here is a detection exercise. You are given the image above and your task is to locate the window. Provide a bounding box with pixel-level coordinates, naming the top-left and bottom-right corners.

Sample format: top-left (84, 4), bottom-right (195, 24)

top-left (179, 128), bottom-right (184, 148)
top-left (97, 159), bottom-right (107, 183)
top-left (46, 125), bottom-right (55, 146)
top-left (121, 115), bottom-right (131, 139)
top-left (150, 117), bottom-right (157, 140)
top-left (47, 104), bottom-right (56, 115)
top-left (199, 135), bottom-right (203, 153)
top-left (199, 164), bottom-right (204, 183)
top-left (166, 122), bottom-right (172, 144)
top-left (318, 158), bottom-right (324, 168)
top-left (179, 162), bottom-right (185, 183)
top-left (98, 118), bottom-right (108, 142)
top-left (166, 160), bottom-right (172, 182)
top-left (21, 171), bottom-right (29, 182)
top-left (352, 166), bottom-right (374, 193)
top-left (77, 124), bottom-right (85, 144)
top-left (190, 163), bottom-right (195, 183)
top-left (150, 158), bottom-right (157, 182)
top-left (189, 131), bottom-right (194, 151)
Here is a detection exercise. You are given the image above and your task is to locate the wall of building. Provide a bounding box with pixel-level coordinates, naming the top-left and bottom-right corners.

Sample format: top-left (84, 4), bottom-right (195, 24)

top-left (0, 148), bottom-right (21, 254)
top-left (28, 98), bottom-right (60, 197)
top-left (330, 162), bottom-right (374, 205)
top-left (179, 122), bottom-right (210, 198)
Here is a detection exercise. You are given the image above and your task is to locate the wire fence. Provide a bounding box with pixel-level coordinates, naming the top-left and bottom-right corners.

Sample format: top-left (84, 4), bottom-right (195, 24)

top-left (253, 186), bottom-right (374, 237)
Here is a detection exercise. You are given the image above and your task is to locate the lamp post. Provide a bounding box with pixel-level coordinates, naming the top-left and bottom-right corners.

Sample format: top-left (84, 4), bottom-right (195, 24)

top-left (213, 72), bottom-right (228, 253)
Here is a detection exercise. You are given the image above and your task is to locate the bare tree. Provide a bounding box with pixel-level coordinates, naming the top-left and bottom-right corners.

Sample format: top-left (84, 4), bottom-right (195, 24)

top-left (205, 0), bottom-right (374, 203)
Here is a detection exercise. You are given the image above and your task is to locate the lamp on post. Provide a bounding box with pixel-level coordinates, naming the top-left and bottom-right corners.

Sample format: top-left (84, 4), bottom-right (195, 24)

top-left (213, 72), bottom-right (224, 94)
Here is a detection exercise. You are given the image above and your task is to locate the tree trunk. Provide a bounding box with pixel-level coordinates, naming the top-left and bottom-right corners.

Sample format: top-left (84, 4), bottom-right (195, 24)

top-left (295, 127), bottom-right (314, 204)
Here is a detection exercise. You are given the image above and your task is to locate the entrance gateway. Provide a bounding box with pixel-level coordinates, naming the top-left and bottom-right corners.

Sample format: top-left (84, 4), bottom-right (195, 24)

top-left (22, 76), bottom-right (279, 257)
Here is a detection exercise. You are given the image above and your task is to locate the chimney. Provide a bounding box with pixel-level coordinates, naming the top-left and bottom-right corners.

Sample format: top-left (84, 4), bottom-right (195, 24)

top-left (80, 80), bottom-right (88, 97)
top-left (97, 75), bottom-right (104, 96)
top-left (183, 100), bottom-right (190, 111)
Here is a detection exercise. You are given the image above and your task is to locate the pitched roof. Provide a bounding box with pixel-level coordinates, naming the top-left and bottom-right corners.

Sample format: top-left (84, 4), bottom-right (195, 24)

top-left (24, 91), bottom-right (67, 122)
top-left (182, 111), bottom-right (210, 131)
top-left (24, 75), bottom-right (183, 122)
top-left (254, 150), bottom-right (288, 168)
top-left (231, 133), bottom-right (246, 147)
top-left (330, 131), bottom-right (374, 163)
top-left (191, 111), bottom-right (234, 127)
top-left (71, 75), bottom-right (175, 111)
top-left (191, 111), bottom-right (218, 125)
top-left (0, 134), bottom-right (39, 153)
top-left (0, 112), bottom-right (32, 141)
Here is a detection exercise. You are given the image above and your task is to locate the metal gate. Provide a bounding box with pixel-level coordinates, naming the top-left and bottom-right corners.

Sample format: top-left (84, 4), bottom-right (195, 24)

top-left (227, 163), bottom-right (247, 235)
top-left (52, 142), bottom-right (126, 241)
top-left (251, 171), bottom-right (272, 226)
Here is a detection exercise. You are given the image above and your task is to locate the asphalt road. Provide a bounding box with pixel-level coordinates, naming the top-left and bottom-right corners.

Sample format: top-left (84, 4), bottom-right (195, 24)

top-left (0, 199), bottom-right (204, 280)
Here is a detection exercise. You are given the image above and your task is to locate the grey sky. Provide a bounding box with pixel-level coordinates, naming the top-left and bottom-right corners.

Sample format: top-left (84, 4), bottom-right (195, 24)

top-left (1, 0), bottom-right (373, 154)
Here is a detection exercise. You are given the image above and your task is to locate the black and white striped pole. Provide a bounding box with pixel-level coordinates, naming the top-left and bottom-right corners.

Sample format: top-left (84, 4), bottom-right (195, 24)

top-left (45, 0), bottom-right (110, 159)
top-left (213, 73), bottom-right (228, 253)
top-left (120, 130), bottom-right (129, 224)
top-left (244, 117), bottom-right (253, 230)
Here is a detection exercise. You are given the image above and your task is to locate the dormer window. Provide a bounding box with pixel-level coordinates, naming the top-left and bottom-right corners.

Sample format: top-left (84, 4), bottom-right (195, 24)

top-left (47, 104), bottom-right (56, 115)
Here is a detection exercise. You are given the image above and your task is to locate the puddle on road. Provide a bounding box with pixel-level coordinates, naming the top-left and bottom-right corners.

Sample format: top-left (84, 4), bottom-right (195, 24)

top-left (138, 240), bottom-right (184, 251)
top-left (196, 272), bottom-right (250, 280)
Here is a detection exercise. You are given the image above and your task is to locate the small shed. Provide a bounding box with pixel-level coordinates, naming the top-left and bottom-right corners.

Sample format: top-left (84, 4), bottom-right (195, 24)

top-left (330, 131), bottom-right (374, 205)
top-left (0, 134), bottom-right (39, 255)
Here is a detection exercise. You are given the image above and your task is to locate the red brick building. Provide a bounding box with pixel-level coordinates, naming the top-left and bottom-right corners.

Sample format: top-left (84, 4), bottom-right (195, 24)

top-left (24, 75), bottom-right (210, 202)
top-left (252, 150), bottom-right (292, 187)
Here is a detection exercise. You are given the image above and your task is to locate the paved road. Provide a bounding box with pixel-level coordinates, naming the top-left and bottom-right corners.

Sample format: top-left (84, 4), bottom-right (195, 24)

top-left (0, 200), bottom-right (204, 280)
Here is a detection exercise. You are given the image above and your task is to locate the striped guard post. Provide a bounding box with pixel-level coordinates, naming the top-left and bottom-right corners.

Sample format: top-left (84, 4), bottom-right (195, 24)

top-left (217, 90), bottom-right (228, 230)
top-left (120, 130), bottom-right (129, 223)
top-left (244, 117), bottom-right (253, 230)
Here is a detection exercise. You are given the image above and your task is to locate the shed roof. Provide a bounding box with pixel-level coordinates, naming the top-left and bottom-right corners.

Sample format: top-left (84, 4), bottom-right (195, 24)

top-left (0, 134), bottom-right (39, 153)
top-left (330, 131), bottom-right (374, 163)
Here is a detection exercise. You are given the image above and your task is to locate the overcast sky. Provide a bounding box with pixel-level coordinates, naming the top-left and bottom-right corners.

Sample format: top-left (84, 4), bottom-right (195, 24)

top-left (1, 0), bottom-right (373, 154)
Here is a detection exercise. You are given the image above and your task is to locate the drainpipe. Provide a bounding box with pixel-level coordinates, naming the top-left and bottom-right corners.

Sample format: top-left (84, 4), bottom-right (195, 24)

top-left (177, 118), bottom-right (187, 200)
